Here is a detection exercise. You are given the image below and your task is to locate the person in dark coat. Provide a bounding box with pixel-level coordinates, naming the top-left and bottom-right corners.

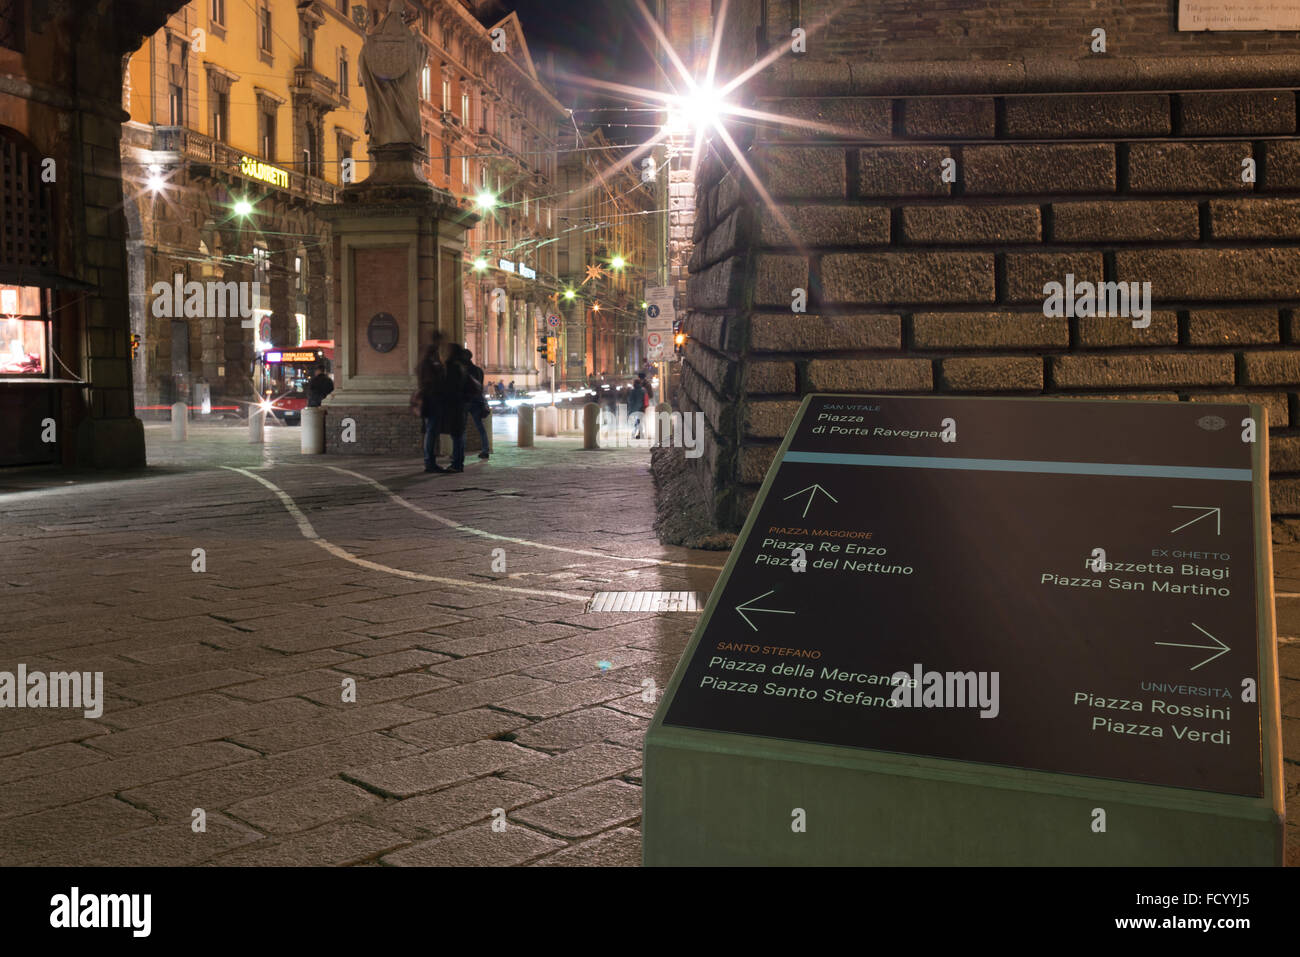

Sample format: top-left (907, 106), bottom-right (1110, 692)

top-left (461, 348), bottom-right (491, 460)
top-left (417, 341), bottom-right (447, 472)
top-left (306, 364), bottom-right (334, 407)
top-left (627, 375), bottom-right (647, 439)
top-left (439, 345), bottom-right (477, 472)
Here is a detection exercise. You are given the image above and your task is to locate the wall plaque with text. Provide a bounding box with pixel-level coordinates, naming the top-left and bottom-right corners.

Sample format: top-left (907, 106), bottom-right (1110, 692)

top-left (366, 312), bottom-right (399, 353)
top-left (1179, 0), bottom-right (1300, 30)
top-left (661, 395), bottom-right (1275, 798)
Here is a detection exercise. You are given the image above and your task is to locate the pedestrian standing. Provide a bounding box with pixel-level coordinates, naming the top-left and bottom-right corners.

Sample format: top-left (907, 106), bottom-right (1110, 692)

top-left (416, 341), bottom-right (446, 473)
top-left (460, 346), bottom-right (492, 460)
top-left (439, 345), bottom-right (476, 472)
top-left (628, 375), bottom-right (647, 439)
top-left (306, 364), bottom-right (334, 407)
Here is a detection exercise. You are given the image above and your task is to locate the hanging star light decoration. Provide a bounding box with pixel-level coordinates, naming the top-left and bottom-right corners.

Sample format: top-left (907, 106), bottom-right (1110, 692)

top-left (582, 264), bottom-right (607, 286)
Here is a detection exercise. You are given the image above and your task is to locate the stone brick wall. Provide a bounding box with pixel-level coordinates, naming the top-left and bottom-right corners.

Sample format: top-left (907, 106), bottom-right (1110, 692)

top-left (783, 0), bottom-right (1300, 61)
top-left (664, 14), bottom-right (1300, 539)
top-left (324, 406), bottom-right (486, 457)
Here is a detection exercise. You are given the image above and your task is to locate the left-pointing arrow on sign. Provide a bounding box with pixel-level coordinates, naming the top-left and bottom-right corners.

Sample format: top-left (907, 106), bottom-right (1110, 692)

top-left (735, 590), bottom-right (796, 632)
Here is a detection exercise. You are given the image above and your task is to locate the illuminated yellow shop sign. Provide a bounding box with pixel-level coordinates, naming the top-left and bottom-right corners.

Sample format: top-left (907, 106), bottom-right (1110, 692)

top-left (239, 155), bottom-right (289, 189)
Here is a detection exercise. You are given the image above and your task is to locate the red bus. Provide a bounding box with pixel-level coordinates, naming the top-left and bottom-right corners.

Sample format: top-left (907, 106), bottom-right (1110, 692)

top-left (255, 340), bottom-right (334, 424)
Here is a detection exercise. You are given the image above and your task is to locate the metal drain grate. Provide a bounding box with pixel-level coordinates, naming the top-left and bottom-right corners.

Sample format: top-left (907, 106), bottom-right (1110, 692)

top-left (587, 591), bottom-right (703, 613)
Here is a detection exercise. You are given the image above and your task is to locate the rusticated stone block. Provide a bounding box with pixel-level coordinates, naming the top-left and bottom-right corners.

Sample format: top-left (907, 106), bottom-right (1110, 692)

top-left (750, 314), bottom-right (900, 352)
top-left (1050, 201), bottom-right (1199, 242)
top-left (963, 144), bottom-right (1115, 195)
top-left (1128, 142), bottom-right (1251, 194)
top-left (806, 357), bottom-right (932, 392)
top-left (939, 356), bottom-right (1043, 391)
top-left (857, 146), bottom-right (952, 197)
top-left (1004, 94), bottom-right (1170, 138)
top-left (822, 252), bottom-right (994, 304)
top-left (1177, 91), bottom-right (1296, 136)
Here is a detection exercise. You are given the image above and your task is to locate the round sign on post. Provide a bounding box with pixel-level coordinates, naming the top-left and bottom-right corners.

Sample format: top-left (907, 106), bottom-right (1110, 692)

top-left (647, 304), bottom-right (660, 319)
top-left (547, 314), bottom-right (560, 329)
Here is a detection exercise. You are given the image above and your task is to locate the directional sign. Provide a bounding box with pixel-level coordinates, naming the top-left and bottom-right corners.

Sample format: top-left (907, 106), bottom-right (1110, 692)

top-left (656, 394), bottom-right (1277, 798)
top-left (782, 483), bottom-right (837, 519)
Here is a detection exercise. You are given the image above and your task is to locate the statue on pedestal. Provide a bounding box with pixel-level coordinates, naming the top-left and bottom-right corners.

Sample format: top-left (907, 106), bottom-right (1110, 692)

top-left (358, 0), bottom-right (425, 149)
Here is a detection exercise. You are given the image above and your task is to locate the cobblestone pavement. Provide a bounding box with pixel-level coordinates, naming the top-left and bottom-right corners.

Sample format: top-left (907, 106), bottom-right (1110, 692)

top-left (0, 421), bottom-right (1297, 865)
top-left (0, 422), bottom-right (719, 866)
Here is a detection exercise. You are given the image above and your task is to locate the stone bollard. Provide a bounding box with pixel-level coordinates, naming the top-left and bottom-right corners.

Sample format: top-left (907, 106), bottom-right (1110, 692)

top-left (583, 402), bottom-right (601, 450)
top-left (541, 405), bottom-right (559, 438)
top-left (249, 406), bottom-right (265, 444)
top-left (300, 407), bottom-right (325, 454)
top-left (517, 403), bottom-right (534, 448)
top-left (170, 401), bottom-right (187, 441)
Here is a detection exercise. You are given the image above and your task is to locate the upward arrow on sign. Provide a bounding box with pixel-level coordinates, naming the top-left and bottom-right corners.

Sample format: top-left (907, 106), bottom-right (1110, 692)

top-left (783, 484), bottom-right (838, 518)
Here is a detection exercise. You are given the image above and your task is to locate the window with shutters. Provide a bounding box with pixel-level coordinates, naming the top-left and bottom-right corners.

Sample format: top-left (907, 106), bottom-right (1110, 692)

top-left (0, 131), bottom-right (52, 376)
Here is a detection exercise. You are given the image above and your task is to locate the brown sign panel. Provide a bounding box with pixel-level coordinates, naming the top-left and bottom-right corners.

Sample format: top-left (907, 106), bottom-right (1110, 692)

top-left (662, 395), bottom-right (1268, 797)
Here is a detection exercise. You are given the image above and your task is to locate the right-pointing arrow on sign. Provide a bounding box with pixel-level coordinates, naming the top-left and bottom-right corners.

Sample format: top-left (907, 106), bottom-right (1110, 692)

top-left (1154, 622), bottom-right (1230, 671)
top-left (1169, 505), bottom-right (1221, 535)
top-left (735, 590), bottom-right (796, 632)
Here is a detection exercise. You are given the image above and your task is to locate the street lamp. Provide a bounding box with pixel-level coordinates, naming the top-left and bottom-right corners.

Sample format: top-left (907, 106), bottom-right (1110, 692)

top-left (475, 191), bottom-right (497, 210)
top-left (610, 255), bottom-right (626, 271)
top-left (233, 198), bottom-right (254, 217)
top-left (472, 257), bottom-right (488, 272)
top-left (563, 288), bottom-right (576, 301)
top-left (146, 165), bottom-right (165, 193)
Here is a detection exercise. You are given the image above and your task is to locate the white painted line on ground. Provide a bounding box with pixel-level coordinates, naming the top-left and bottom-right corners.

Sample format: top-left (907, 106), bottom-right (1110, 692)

top-left (221, 466), bottom-right (589, 602)
top-left (318, 464), bottom-right (726, 571)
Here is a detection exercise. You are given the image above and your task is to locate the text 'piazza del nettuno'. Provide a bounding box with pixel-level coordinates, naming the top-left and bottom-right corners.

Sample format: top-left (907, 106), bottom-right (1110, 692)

top-left (0, 0), bottom-right (1297, 934)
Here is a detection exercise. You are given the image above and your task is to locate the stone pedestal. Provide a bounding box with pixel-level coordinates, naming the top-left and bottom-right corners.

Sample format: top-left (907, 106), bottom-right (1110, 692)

top-left (316, 179), bottom-right (477, 456)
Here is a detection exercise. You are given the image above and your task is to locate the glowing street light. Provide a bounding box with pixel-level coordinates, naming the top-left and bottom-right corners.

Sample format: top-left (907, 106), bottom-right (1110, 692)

top-left (233, 198), bottom-right (254, 217)
top-left (610, 255), bottom-right (626, 270)
top-left (146, 165), bottom-right (165, 193)
top-left (472, 257), bottom-right (488, 272)
top-left (475, 191), bottom-right (497, 210)
top-left (563, 288), bottom-right (576, 301)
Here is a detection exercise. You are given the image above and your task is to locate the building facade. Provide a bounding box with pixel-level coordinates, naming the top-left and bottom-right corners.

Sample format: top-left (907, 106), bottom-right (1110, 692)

top-left (555, 127), bottom-right (657, 386)
top-left (121, 0), bottom-right (369, 409)
top-left (660, 0), bottom-right (1300, 543)
top-left (1, 0), bottom-right (185, 468)
top-left (411, 1), bottom-right (565, 389)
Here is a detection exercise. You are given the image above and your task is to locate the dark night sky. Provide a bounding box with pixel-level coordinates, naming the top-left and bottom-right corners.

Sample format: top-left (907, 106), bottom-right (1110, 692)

top-left (497, 0), bottom-right (660, 142)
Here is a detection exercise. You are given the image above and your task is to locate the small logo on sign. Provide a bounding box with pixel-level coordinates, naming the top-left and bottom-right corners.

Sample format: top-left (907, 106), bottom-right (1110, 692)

top-left (1196, 415), bottom-right (1226, 432)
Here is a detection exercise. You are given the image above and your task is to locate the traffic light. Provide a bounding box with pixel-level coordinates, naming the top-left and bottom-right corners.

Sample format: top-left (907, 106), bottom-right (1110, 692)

top-left (130, 333), bottom-right (141, 359)
top-left (537, 334), bottom-right (556, 364)
top-left (673, 320), bottom-right (686, 355)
